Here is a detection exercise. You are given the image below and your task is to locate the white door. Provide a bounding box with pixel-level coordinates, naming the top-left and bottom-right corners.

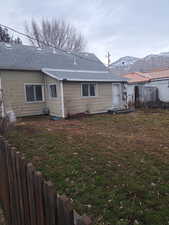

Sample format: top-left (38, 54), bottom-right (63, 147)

top-left (112, 84), bottom-right (121, 108)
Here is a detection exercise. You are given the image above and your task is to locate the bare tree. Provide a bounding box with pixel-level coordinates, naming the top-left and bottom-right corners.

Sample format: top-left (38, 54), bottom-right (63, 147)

top-left (25, 19), bottom-right (86, 52)
top-left (0, 26), bottom-right (22, 44)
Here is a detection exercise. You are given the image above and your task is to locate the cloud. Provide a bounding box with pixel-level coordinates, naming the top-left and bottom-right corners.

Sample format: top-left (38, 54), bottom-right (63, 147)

top-left (1, 0), bottom-right (169, 63)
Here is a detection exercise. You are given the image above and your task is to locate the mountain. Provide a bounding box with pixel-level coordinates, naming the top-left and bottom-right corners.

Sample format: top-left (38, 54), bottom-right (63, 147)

top-left (110, 52), bottom-right (169, 75)
top-left (110, 56), bottom-right (139, 67)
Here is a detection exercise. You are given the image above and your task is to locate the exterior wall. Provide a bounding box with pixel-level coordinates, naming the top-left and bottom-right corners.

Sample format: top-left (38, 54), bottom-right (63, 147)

top-left (44, 76), bottom-right (62, 117)
top-left (127, 84), bottom-right (135, 105)
top-left (0, 70), bottom-right (46, 117)
top-left (0, 70), bottom-right (62, 117)
top-left (145, 80), bottom-right (169, 102)
top-left (63, 82), bottom-right (126, 117)
top-left (127, 79), bottom-right (169, 105)
top-left (0, 69), bottom-right (128, 118)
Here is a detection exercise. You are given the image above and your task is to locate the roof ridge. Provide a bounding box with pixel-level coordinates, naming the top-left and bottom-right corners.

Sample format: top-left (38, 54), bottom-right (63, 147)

top-left (42, 68), bottom-right (109, 73)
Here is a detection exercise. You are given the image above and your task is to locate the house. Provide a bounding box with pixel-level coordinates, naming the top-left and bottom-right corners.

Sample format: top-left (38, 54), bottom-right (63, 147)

top-left (122, 69), bottom-right (169, 107)
top-left (0, 43), bottom-right (128, 118)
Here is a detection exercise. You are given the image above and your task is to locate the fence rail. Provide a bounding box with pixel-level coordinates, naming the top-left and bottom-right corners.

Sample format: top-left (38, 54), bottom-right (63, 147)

top-left (0, 136), bottom-right (92, 225)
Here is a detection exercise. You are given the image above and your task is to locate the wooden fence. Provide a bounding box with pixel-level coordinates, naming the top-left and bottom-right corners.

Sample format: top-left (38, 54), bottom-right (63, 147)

top-left (0, 136), bottom-right (92, 225)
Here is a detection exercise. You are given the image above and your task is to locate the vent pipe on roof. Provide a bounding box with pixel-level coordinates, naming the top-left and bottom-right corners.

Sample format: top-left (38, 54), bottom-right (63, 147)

top-left (73, 56), bottom-right (77, 65)
top-left (53, 48), bottom-right (56, 54)
top-left (5, 43), bottom-right (12, 49)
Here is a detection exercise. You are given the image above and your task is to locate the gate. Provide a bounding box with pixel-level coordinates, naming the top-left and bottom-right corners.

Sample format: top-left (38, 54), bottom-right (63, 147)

top-left (135, 86), bottom-right (158, 107)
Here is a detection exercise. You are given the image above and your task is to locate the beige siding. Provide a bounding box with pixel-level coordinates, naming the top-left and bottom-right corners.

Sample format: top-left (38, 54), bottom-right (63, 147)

top-left (0, 70), bottom-right (62, 117)
top-left (45, 76), bottom-right (62, 117)
top-left (63, 82), bottom-right (113, 116)
top-left (0, 70), bottom-right (45, 117)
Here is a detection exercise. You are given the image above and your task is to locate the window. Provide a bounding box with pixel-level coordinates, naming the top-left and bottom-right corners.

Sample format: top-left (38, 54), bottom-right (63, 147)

top-left (49, 84), bottom-right (57, 98)
top-left (25, 84), bottom-right (43, 102)
top-left (90, 84), bottom-right (95, 96)
top-left (81, 83), bottom-right (96, 97)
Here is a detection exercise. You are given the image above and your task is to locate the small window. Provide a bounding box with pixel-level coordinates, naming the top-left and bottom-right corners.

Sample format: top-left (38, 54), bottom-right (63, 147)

top-left (82, 84), bottom-right (89, 96)
top-left (25, 84), bottom-right (43, 102)
top-left (81, 83), bottom-right (96, 97)
top-left (90, 84), bottom-right (95, 96)
top-left (35, 85), bottom-right (43, 101)
top-left (49, 84), bottom-right (57, 98)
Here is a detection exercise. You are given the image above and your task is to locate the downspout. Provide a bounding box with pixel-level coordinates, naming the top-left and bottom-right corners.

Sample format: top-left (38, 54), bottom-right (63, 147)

top-left (60, 81), bottom-right (65, 118)
top-left (43, 73), bottom-right (47, 103)
top-left (0, 78), bottom-right (5, 118)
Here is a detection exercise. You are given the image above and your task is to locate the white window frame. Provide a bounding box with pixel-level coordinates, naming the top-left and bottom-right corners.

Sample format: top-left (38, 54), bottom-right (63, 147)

top-left (48, 83), bottom-right (58, 99)
top-left (24, 83), bottom-right (45, 103)
top-left (81, 83), bottom-right (97, 98)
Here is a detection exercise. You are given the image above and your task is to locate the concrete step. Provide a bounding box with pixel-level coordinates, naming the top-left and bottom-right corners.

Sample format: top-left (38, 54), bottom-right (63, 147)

top-left (108, 108), bottom-right (135, 114)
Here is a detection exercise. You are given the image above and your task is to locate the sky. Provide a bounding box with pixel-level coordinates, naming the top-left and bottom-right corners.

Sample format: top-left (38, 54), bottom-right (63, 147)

top-left (1, 0), bottom-right (169, 64)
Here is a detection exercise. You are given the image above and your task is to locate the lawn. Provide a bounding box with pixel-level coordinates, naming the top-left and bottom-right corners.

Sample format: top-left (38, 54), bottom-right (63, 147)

top-left (6, 110), bottom-right (169, 225)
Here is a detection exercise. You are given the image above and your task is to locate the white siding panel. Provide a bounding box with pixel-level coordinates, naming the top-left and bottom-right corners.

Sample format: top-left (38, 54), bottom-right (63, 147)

top-left (145, 80), bottom-right (169, 102)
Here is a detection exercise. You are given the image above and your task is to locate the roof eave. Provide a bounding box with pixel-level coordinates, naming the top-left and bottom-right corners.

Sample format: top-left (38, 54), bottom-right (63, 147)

top-left (63, 78), bottom-right (127, 82)
top-left (42, 69), bottom-right (127, 83)
top-left (0, 67), bottom-right (41, 72)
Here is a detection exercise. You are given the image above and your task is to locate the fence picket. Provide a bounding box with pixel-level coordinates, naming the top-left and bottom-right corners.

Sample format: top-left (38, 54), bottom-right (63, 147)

top-left (20, 156), bottom-right (31, 225)
top-left (1, 139), bottom-right (11, 225)
top-left (46, 181), bottom-right (57, 225)
top-left (15, 151), bottom-right (25, 225)
top-left (57, 195), bottom-right (74, 225)
top-left (34, 171), bottom-right (45, 225)
top-left (27, 163), bottom-right (37, 225)
top-left (76, 216), bottom-right (92, 225)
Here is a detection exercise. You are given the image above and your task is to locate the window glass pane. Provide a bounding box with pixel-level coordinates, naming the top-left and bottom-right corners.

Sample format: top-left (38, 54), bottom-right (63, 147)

top-left (35, 85), bottom-right (43, 101)
top-left (82, 84), bottom-right (89, 96)
top-left (26, 85), bottom-right (34, 102)
top-left (90, 84), bottom-right (95, 96)
top-left (50, 85), bottom-right (57, 98)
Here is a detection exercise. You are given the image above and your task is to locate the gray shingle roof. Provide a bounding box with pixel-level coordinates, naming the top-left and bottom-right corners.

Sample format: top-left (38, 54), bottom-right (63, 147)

top-left (0, 42), bottom-right (106, 71)
top-left (0, 42), bottom-right (127, 82)
top-left (42, 68), bottom-right (127, 82)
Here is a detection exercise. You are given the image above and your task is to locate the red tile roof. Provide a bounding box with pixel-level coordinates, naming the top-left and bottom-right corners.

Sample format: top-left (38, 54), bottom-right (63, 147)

top-left (146, 69), bottom-right (169, 79)
top-left (122, 69), bottom-right (169, 83)
top-left (122, 72), bottom-right (149, 83)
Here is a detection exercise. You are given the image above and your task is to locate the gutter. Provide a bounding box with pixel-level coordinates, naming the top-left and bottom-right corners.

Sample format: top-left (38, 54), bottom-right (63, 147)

top-left (0, 78), bottom-right (5, 118)
top-left (150, 77), bottom-right (169, 82)
top-left (60, 81), bottom-right (65, 118)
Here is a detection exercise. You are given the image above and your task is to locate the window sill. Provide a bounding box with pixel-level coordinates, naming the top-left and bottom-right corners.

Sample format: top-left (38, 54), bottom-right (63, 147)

top-left (80, 96), bottom-right (97, 99)
top-left (25, 101), bottom-right (45, 104)
top-left (48, 97), bottom-right (58, 100)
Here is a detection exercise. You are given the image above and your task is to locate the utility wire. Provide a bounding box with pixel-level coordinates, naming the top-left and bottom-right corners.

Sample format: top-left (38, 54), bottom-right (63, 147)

top-left (0, 23), bottom-right (103, 65)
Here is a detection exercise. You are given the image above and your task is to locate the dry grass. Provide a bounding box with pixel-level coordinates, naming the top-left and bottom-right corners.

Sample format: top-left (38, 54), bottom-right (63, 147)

top-left (6, 109), bottom-right (169, 225)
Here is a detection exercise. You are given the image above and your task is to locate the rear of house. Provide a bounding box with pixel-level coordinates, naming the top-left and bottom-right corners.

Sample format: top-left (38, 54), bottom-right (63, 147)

top-left (0, 43), bottom-right (127, 118)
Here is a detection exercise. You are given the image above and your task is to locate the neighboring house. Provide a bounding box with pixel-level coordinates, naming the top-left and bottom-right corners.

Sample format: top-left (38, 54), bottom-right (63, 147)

top-left (122, 69), bottom-right (169, 106)
top-left (0, 43), bottom-right (127, 118)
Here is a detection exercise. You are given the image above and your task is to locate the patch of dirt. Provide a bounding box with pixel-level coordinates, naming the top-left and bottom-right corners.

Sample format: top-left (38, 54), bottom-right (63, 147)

top-left (16, 116), bottom-right (91, 136)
